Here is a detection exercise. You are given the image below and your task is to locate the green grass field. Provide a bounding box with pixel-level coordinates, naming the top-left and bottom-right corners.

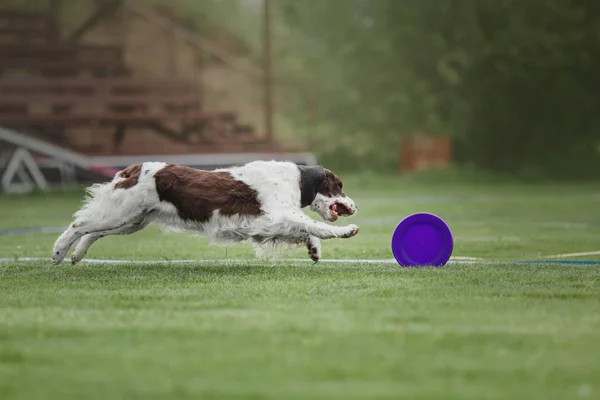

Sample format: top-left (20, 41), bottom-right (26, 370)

top-left (1, 174), bottom-right (600, 399)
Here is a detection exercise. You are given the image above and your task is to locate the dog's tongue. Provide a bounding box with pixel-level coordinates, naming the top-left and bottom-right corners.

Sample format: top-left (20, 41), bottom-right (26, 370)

top-left (331, 204), bottom-right (338, 215)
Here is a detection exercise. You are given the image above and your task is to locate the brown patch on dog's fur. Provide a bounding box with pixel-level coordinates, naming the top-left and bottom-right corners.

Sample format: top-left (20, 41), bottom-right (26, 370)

top-left (154, 165), bottom-right (263, 222)
top-left (114, 164), bottom-right (142, 189)
top-left (318, 170), bottom-right (345, 198)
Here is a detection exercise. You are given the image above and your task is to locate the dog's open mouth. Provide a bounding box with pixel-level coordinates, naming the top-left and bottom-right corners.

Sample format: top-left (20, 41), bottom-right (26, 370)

top-left (330, 202), bottom-right (352, 218)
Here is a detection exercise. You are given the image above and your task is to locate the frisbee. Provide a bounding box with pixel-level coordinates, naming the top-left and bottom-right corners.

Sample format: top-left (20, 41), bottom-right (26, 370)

top-left (391, 212), bottom-right (454, 267)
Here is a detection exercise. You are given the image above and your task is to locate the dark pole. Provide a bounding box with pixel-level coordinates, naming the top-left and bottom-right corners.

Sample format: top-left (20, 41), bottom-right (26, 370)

top-left (48, 0), bottom-right (62, 16)
top-left (48, 0), bottom-right (62, 41)
top-left (263, 0), bottom-right (274, 143)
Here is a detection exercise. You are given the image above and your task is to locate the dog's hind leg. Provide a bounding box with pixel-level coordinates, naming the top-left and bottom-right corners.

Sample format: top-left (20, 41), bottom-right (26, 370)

top-left (69, 234), bottom-right (103, 265)
top-left (69, 218), bottom-right (150, 265)
top-left (52, 217), bottom-right (136, 264)
top-left (53, 162), bottom-right (161, 265)
top-left (52, 196), bottom-right (154, 264)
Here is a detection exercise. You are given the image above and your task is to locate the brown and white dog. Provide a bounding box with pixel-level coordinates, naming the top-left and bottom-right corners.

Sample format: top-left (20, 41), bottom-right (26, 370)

top-left (52, 160), bottom-right (359, 264)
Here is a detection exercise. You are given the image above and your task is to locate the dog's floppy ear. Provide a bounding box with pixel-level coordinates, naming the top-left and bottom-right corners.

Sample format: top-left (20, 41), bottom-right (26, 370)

top-left (298, 165), bottom-right (326, 207)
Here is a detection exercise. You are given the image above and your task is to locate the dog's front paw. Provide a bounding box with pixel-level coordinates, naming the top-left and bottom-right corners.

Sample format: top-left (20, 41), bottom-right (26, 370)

top-left (307, 236), bottom-right (322, 262)
top-left (341, 224), bottom-right (360, 239)
top-left (308, 246), bottom-right (320, 262)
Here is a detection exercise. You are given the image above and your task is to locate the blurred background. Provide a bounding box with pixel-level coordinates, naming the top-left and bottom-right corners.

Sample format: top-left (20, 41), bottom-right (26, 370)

top-left (1, 0), bottom-right (600, 194)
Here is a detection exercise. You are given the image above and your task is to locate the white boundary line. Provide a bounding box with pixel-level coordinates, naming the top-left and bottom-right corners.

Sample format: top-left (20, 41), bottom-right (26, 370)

top-left (1, 255), bottom-right (597, 265)
top-left (0, 257), bottom-right (478, 265)
top-left (542, 250), bottom-right (600, 259)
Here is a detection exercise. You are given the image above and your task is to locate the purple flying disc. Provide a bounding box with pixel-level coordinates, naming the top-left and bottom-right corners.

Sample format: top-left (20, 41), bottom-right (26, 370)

top-left (391, 213), bottom-right (453, 267)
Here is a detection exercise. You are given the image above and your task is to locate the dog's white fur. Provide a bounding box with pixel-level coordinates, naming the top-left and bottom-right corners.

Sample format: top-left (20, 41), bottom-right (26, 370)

top-left (52, 160), bottom-right (358, 264)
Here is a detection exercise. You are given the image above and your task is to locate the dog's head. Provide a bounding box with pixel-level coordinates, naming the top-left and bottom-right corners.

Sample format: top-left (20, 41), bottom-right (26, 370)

top-left (298, 165), bottom-right (357, 222)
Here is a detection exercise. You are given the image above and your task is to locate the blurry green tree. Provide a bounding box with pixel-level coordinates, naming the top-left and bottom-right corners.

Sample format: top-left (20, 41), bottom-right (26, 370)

top-left (275, 0), bottom-right (600, 178)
